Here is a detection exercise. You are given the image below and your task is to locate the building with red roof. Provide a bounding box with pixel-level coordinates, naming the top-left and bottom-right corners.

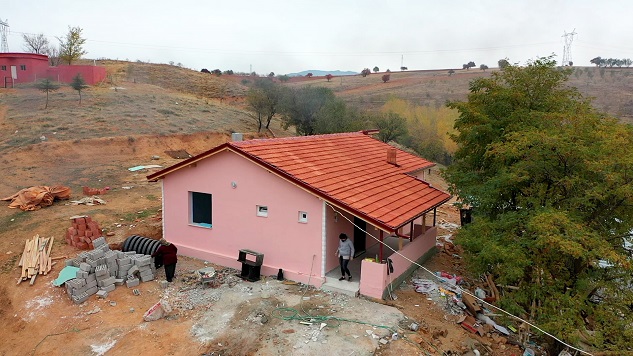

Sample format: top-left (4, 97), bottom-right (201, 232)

top-left (147, 131), bottom-right (451, 298)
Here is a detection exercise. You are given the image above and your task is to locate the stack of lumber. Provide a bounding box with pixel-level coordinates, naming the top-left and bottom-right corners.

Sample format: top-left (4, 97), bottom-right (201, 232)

top-left (18, 234), bottom-right (54, 285)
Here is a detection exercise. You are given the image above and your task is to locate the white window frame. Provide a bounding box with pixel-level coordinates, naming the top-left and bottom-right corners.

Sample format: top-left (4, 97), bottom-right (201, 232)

top-left (298, 211), bottom-right (308, 223)
top-left (256, 205), bottom-right (268, 217)
top-left (190, 191), bottom-right (212, 228)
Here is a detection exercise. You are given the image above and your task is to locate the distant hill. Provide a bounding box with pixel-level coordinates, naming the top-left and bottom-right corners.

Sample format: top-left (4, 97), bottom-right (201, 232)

top-left (286, 70), bottom-right (358, 77)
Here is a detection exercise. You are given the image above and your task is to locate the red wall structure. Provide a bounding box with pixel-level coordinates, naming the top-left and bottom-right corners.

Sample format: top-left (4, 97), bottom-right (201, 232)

top-left (0, 53), bottom-right (50, 87)
top-left (46, 65), bottom-right (106, 85)
top-left (0, 53), bottom-right (106, 88)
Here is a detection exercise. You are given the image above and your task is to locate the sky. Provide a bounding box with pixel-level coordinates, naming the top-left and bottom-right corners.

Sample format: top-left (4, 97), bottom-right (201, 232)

top-left (3, 0), bottom-right (633, 75)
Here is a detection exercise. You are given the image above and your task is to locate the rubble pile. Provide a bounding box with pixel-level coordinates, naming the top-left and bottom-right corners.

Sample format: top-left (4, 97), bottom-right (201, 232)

top-left (64, 236), bottom-right (157, 304)
top-left (65, 215), bottom-right (103, 250)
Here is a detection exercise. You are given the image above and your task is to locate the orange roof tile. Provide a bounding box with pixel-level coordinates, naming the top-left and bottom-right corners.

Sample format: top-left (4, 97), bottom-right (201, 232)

top-left (148, 131), bottom-right (451, 232)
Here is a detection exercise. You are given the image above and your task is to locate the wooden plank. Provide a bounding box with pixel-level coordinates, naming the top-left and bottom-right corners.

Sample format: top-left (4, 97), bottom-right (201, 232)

top-left (29, 274), bottom-right (37, 286)
top-left (18, 239), bottom-right (28, 267)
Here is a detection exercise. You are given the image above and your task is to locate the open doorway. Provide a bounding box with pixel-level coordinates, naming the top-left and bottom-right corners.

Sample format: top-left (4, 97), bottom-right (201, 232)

top-left (353, 217), bottom-right (366, 257)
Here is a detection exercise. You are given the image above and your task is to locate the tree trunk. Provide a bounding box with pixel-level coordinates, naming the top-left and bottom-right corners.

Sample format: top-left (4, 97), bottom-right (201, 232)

top-left (45, 91), bottom-right (49, 109)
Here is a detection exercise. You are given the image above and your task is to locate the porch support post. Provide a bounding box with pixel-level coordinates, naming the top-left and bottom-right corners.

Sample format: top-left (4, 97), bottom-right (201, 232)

top-left (321, 201), bottom-right (327, 278)
top-left (379, 230), bottom-right (384, 261)
top-left (409, 221), bottom-right (414, 241)
top-left (422, 214), bottom-right (427, 233)
top-left (398, 228), bottom-right (403, 250)
top-left (433, 207), bottom-right (437, 226)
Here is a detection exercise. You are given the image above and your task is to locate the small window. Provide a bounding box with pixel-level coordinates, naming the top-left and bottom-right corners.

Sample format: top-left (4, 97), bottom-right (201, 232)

top-left (0, 65), bottom-right (6, 71)
top-left (191, 191), bottom-right (212, 227)
top-left (298, 211), bottom-right (308, 223)
top-left (20, 65), bottom-right (26, 71)
top-left (256, 205), bottom-right (268, 217)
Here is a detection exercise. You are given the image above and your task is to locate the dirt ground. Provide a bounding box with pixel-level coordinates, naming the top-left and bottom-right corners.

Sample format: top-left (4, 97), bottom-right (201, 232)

top-left (0, 140), bottom-right (521, 356)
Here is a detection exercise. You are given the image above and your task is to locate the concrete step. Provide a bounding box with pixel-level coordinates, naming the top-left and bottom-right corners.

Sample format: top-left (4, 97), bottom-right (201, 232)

top-left (321, 277), bottom-right (359, 297)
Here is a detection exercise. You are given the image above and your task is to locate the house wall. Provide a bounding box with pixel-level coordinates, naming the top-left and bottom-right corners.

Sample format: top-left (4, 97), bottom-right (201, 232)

top-left (359, 226), bottom-right (437, 299)
top-left (162, 150), bottom-right (326, 285)
top-left (0, 53), bottom-right (49, 86)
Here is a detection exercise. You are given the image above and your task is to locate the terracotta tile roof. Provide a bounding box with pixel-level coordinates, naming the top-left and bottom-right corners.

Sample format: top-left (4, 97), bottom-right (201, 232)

top-left (148, 131), bottom-right (451, 232)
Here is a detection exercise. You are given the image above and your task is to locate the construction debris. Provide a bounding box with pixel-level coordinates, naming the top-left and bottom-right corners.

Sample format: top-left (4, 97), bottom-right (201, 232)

top-left (1, 185), bottom-right (71, 211)
top-left (82, 186), bottom-right (110, 195)
top-left (68, 196), bottom-right (106, 206)
top-left (18, 234), bottom-right (55, 285)
top-left (66, 215), bottom-right (104, 250)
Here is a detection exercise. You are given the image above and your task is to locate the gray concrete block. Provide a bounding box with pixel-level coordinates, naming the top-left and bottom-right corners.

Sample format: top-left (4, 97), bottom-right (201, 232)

top-left (65, 259), bottom-right (76, 267)
top-left (72, 293), bottom-right (89, 304)
top-left (140, 274), bottom-right (154, 283)
top-left (123, 251), bottom-right (136, 256)
top-left (116, 251), bottom-right (124, 258)
top-left (85, 279), bottom-right (98, 289)
top-left (79, 262), bottom-right (91, 272)
top-left (127, 265), bottom-right (139, 276)
top-left (114, 278), bottom-right (125, 286)
top-left (92, 236), bottom-right (107, 247)
top-left (96, 290), bottom-right (108, 298)
top-left (76, 270), bottom-right (89, 279)
top-left (117, 257), bottom-right (131, 266)
top-left (95, 265), bottom-right (108, 277)
top-left (91, 249), bottom-right (105, 259)
top-left (96, 257), bottom-right (106, 266)
top-left (85, 273), bottom-right (97, 283)
top-left (101, 283), bottom-right (116, 292)
top-left (139, 265), bottom-right (151, 273)
top-left (85, 285), bottom-right (99, 296)
top-left (98, 276), bottom-right (116, 287)
top-left (98, 244), bottom-right (110, 252)
top-left (126, 278), bottom-right (140, 288)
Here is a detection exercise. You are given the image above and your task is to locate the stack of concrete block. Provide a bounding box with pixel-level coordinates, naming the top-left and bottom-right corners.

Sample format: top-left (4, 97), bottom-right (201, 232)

top-left (64, 237), bottom-right (157, 304)
top-left (66, 215), bottom-right (103, 250)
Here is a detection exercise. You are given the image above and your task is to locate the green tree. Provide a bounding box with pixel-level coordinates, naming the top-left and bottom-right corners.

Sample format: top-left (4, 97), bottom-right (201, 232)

top-left (373, 66), bottom-right (379, 73)
top-left (58, 26), bottom-right (87, 65)
top-left (381, 74), bottom-right (390, 83)
top-left (479, 64), bottom-right (488, 71)
top-left (246, 79), bottom-right (283, 132)
top-left (498, 58), bottom-right (510, 69)
top-left (373, 112), bottom-right (407, 143)
top-left (444, 56), bottom-right (633, 351)
top-left (280, 86), bottom-right (337, 135)
top-left (70, 73), bottom-right (87, 104)
top-left (36, 78), bottom-right (60, 109)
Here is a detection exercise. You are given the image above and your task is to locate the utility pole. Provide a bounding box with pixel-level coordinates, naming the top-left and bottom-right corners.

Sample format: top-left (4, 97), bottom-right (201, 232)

top-left (0, 19), bottom-right (9, 52)
top-left (561, 29), bottom-right (577, 66)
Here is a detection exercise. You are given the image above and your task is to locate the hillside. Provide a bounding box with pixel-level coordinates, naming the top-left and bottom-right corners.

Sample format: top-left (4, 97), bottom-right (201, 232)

top-left (284, 67), bottom-right (633, 122)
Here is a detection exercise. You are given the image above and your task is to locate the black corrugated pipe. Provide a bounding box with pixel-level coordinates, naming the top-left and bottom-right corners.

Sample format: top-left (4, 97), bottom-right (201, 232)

top-left (122, 235), bottom-right (161, 255)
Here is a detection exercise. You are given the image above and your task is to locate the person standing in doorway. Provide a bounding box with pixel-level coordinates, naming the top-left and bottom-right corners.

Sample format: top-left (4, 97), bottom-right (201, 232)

top-left (335, 233), bottom-right (355, 281)
top-left (152, 238), bottom-right (178, 282)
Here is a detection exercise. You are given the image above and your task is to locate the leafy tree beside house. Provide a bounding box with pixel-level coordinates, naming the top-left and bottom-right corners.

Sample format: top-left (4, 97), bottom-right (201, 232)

top-left (373, 112), bottom-right (407, 143)
top-left (36, 78), bottom-right (60, 109)
top-left (246, 79), bottom-right (283, 132)
top-left (58, 26), bottom-right (87, 65)
top-left (444, 56), bottom-right (633, 352)
top-left (70, 73), bottom-right (87, 104)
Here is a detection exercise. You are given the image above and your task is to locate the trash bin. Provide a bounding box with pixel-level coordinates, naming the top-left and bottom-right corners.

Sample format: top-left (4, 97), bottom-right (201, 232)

top-left (237, 249), bottom-right (264, 282)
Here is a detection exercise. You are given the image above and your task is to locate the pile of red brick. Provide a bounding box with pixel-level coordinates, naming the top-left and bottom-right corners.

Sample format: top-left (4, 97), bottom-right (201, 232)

top-left (66, 215), bottom-right (103, 250)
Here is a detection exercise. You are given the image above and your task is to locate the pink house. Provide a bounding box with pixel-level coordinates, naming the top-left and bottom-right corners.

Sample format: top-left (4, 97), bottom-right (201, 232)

top-left (0, 52), bottom-right (106, 87)
top-left (147, 131), bottom-right (451, 299)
